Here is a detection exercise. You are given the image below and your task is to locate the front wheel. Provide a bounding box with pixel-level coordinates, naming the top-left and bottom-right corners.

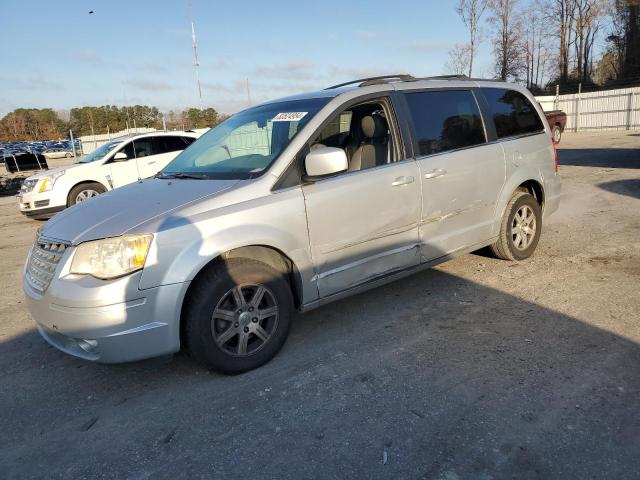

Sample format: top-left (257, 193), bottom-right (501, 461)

top-left (183, 258), bottom-right (293, 374)
top-left (67, 182), bottom-right (106, 206)
top-left (490, 191), bottom-right (542, 261)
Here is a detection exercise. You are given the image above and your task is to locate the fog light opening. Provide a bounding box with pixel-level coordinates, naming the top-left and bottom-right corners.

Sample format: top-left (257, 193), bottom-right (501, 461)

top-left (77, 339), bottom-right (99, 354)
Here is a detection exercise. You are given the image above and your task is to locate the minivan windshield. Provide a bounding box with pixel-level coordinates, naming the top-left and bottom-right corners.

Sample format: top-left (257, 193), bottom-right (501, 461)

top-left (161, 97), bottom-right (330, 179)
top-left (78, 140), bottom-right (122, 163)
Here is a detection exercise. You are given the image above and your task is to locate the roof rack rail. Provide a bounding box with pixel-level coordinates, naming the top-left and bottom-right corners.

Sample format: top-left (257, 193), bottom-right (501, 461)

top-left (420, 74), bottom-right (471, 80)
top-left (418, 74), bottom-right (504, 82)
top-left (325, 74), bottom-right (416, 90)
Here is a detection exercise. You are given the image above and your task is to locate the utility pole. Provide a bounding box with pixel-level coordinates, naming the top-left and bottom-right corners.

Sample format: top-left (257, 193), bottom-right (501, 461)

top-left (246, 78), bottom-right (252, 106)
top-left (189, 0), bottom-right (203, 107)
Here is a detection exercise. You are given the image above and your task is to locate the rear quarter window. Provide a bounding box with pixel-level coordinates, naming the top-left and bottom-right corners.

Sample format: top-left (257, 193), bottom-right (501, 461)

top-left (403, 90), bottom-right (486, 156)
top-left (482, 88), bottom-right (544, 139)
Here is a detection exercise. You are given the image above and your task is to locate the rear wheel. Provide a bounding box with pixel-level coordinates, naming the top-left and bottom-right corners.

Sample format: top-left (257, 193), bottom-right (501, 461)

top-left (183, 258), bottom-right (293, 374)
top-left (67, 182), bottom-right (106, 206)
top-left (490, 191), bottom-right (542, 261)
top-left (552, 125), bottom-right (562, 144)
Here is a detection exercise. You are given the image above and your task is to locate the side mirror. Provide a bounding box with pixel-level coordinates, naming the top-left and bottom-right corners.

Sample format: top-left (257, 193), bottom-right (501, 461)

top-left (113, 152), bottom-right (128, 162)
top-left (304, 147), bottom-right (348, 180)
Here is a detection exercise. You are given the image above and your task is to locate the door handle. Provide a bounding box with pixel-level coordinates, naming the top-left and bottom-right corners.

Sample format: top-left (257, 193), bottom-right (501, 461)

top-left (391, 176), bottom-right (415, 187)
top-left (147, 160), bottom-right (156, 165)
top-left (424, 168), bottom-right (446, 179)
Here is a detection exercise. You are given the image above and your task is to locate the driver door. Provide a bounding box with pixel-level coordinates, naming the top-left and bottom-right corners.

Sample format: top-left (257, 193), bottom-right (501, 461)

top-left (301, 97), bottom-right (421, 298)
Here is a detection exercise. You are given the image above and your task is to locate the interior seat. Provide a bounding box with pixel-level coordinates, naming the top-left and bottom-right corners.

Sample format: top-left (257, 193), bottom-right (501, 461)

top-left (350, 115), bottom-right (390, 171)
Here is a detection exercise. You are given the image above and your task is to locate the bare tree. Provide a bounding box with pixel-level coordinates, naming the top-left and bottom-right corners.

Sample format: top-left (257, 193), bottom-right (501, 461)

top-left (546, 0), bottom-right (578, 82)
top-left (524, 0), bottom-right (554, 88)
top-left (444, 43), bottom-right (473, 75)
top-left (487, 0), bottom-right (525, 80)
top-left (571, 0), bottom-right (606, 81)
top-left (456, 0), bottom-right (489, 76)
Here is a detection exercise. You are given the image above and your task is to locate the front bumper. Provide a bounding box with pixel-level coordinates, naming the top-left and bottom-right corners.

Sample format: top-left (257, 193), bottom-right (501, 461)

top-left (24, 268), bottom-right (189, 363)
top-left (17, 190), bottom-right (66, 218)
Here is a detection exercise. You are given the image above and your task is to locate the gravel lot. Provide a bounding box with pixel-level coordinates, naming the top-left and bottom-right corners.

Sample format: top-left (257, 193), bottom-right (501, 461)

top-left (1, 131), bottom-right (639, 479)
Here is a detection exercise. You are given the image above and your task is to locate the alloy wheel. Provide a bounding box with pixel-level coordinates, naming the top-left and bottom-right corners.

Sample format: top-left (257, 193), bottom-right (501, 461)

top-left (211, 284), bottom-right (279, 356)
top-left (75, 189), bottom-right (99, 203)
top-left (511, 205), bottom-right (537, 250)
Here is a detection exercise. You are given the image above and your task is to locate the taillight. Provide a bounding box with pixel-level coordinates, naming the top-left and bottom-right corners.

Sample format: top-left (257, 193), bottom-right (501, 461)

top-left (552, 139), bottom-right (558, 175)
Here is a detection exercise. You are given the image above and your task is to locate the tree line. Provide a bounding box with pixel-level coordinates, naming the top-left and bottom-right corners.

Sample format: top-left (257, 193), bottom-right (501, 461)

top-left (446, 0), bottom-right (640, 91)
top-left (0, 106), bottom-right (225, 142)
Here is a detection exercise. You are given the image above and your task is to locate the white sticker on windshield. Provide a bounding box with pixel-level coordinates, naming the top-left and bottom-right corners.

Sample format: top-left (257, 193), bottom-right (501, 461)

top-left (272, 112), bottom-right (308, 122)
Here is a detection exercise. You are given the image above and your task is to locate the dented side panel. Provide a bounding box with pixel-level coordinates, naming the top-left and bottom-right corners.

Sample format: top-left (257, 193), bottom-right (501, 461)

top-left (302, 161), bottom-right (422, 298)
top-left (417, 143), bottom-right (506, 260)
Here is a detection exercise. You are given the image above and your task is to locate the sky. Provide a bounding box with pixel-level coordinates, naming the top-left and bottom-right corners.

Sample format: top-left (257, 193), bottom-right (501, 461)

top-left (0, 0), bottom-right (495, 116)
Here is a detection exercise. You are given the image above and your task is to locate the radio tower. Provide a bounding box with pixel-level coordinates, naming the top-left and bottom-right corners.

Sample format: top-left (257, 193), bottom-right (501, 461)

top-left (188, 0), bottom-right (203, 106)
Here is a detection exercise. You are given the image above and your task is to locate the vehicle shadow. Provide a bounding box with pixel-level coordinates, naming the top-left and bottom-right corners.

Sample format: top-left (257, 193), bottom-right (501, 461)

top-left (559, 148), bottom-right (640, 168)
top-left (598, 179), bottom-right (640, 199)
top-left (2, 266), bottom-right (639, 479)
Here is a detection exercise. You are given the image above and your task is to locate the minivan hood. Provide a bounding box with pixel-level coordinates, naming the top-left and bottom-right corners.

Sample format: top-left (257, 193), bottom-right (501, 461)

top-left (41, 178), bottom-right (240, 244)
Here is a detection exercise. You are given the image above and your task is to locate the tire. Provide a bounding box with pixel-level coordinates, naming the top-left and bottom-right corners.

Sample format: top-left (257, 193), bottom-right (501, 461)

top-left (65, 152), bottom-right (72, 158)
top-left (552, 125), bottom-right (562, 144)
top-left (490, 191), bottom-right (542, 261)
top-left (183, 258), bottom-right (293, 374)
top-left (67, 182), bottom-right (106, 206)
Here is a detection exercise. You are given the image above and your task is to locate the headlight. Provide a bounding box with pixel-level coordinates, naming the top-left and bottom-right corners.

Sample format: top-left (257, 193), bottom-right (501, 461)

top-left (38, 170), bottom-right (65, 193)
top-left (70, 234), bottom-right (153, 279)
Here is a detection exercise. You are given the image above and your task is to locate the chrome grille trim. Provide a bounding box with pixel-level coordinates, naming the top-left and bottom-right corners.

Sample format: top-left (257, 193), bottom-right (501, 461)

top-left (26, 237), bottom-right (70, 293)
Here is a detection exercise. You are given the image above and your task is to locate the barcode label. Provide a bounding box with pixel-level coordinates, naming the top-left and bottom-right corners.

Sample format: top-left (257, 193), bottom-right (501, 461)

top-left (272, 112), bottom-right (308, 122)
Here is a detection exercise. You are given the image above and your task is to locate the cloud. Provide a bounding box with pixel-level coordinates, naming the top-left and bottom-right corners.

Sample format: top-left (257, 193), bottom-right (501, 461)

top-left (123, 79), bottom-right (173, 92)
top-left (0, 75), bottom-right (64, 91)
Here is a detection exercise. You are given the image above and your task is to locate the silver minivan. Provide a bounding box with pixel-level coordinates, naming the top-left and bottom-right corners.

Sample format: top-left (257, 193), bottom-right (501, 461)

top-left (23, 75), bottom-right (561, 373)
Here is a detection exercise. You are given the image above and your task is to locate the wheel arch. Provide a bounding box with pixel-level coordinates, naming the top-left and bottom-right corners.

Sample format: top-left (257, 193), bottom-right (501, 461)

top-left (516, 179), bottom-right (545, 210)
top-left (495, 177), bottom-right (545, 234)
top-left (66, 179), bottom-right (109, 206)
top-left (178, 244), bottom-right (304, 349)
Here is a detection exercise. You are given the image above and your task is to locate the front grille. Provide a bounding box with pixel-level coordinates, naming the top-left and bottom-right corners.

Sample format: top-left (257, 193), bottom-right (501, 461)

top-left (26, 238), bottom-right (68, 293)
top-left (34, 200), bottom-right (49, 208)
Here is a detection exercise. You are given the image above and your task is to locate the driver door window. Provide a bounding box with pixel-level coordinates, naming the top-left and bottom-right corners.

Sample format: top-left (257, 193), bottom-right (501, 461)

top-left (310, 101), bottom-right (398, 173)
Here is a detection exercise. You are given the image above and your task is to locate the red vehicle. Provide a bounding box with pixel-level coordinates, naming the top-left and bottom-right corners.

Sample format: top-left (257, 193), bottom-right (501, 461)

top-left (545, 110), bottom-right (566, 143)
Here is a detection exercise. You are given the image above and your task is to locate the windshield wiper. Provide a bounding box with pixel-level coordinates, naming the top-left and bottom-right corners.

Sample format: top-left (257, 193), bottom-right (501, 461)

top-left (155, 172), bottom-right (210, 180)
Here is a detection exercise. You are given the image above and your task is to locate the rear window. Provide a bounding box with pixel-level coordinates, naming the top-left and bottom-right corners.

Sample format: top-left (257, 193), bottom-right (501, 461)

top-left (482, 88), bottom-right (544, 139)
top-left (403, 90), bottom-right (486, 156)
top-left (152, 136), bottom-right (189, 154)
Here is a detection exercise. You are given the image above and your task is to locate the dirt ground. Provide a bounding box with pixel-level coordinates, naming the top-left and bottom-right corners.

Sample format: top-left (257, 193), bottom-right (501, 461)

top-left (0, 131), bottom-right (639, 479)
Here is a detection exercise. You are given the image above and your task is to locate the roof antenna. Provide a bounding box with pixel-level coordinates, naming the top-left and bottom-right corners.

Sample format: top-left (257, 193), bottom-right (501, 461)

top-left (188, 0), bottom-right (203, 107)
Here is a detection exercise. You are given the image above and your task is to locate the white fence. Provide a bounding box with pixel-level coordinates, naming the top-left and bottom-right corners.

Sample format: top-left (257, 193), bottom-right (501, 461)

top-left (536, 86), bottom-right (640, 132)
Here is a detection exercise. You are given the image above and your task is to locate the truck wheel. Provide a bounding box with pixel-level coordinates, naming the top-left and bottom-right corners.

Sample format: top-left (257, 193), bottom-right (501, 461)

top-left (184, 258), bottom-right (293, 374)
top-left (68, 182), bottom-right (106, 206)
top-left (490, 191), bottom-right (542, 261)
top-left (552, 125), bottom-right (562, 143)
